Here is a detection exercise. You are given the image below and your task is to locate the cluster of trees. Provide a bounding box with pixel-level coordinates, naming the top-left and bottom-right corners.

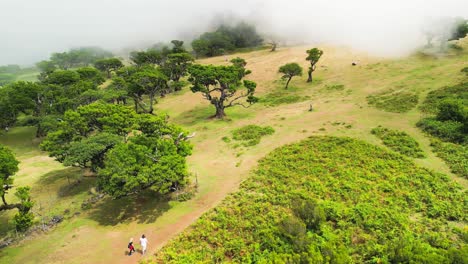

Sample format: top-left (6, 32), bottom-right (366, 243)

top-left (0, 66), bottom-right (108, 136)
top-left (41, 102), bottom-right (193, 198)
top-left (278, 48), bottom-right (324, 89)
top-left (191, 22), bottom-right (263, 57)
top-left (0, 64), bottom-right (36, 87)
top-left (0, 39), bottom-right (262, 231)
top-left (0, 145), bottom-right (34, 232)
top-left (36, 46), bottom-right (113, 73)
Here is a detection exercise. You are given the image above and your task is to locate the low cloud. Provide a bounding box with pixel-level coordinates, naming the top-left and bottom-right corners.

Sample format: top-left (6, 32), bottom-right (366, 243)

top-left (1, 0), bottom-right (467, 65)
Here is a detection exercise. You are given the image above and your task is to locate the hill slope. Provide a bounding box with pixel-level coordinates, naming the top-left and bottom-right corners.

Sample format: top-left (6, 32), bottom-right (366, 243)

top-left (1, 43), bottom-right (467, 264)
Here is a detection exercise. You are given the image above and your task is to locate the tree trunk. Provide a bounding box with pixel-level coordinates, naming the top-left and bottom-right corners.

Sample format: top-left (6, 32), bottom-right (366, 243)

top-left (2, 194), bottom-right (8, 206)
top-left (214, 106), bottom-right (226, 119)
top-left (133, 99), bottom-right (138, 112)
top-left (285, 77), bottom-right (292, 89)
top-left (107, 70), bottom-right (111, 79)
top-left (36, 122), bottom-right (46, 138)
top-left (307, 69), bottom-right (313, 83)
top-left (149, 93), bottom-right (154, 114)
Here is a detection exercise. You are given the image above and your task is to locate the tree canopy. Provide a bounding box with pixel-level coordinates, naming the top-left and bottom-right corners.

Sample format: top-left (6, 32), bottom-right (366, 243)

top-left (40, 102), bottom-right (193, 198)
top-left (191, 22), bottom-right (263, 57)
top-left (94, 58), bottom-right (124, 78)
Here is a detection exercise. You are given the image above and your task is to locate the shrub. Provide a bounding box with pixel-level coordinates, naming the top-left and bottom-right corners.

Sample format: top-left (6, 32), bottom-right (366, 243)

top-left (430, 140), bottom-right (468, 179)
top-left (13, 211), bottom-right (34, 232)
top-left (231, 125), bottom-right (274, 146)
top-left (417, 118), bottom-right (466, 144)
top-left (367, 90), bottom-right (418, 113)
top-left (436, 99), bottom-right (467, 123)
top-left (292, 198), bottom-right (326, 231)
top-left (420, 82), bottom-right (468, 114)
top-left (371, 126), bottom-right (426, 158)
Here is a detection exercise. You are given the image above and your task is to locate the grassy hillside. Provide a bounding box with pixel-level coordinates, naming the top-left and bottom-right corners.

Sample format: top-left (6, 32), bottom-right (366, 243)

top-left (1, 41), bottom-right (467, 264)
top-left (149, 136), bottom-right (466, 263)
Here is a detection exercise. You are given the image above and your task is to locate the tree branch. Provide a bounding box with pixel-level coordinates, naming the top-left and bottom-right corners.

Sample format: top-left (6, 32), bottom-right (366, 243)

top-left (0, 203), bottom-right (22, 211)
top-left (226, 93), bottom-right (248, 108)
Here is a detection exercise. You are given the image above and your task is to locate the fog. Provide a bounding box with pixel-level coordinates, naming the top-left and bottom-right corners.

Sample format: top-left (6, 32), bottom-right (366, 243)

top-left (1, 0), bottom-right (467, 65)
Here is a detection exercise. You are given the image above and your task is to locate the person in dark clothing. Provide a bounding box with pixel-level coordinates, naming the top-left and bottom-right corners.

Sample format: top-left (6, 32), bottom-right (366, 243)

top-left (128, 238), bottom-right (136, 256)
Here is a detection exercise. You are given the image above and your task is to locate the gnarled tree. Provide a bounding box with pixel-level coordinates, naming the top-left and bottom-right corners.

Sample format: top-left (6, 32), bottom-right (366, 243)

top-left (305, 48), bottom-right (323, 83)
top-left (187, 63), bottom-right (258, 119)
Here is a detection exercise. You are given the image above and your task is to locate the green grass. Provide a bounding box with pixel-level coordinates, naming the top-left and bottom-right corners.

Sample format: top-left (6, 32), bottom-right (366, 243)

top-left (367, 89), bottom-right (419, 113)
top-left (322, 83), bottom-right (345, 92)
top-left (150, 136), bottom-right (466, 263)
top-left (260, 86), bottom-right (311, 107)
top-left (231, 125), bottom-right (275, 146)
top-left (430, 140), bottom-right (468, 179)
top-left (371, 126), bottom-right (426, 158)
top-left (0, 127), bottom-right (94, 237)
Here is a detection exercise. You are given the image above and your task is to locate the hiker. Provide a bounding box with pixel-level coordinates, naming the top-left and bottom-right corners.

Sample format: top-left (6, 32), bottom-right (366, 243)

top-left (140, 234), bottom-right (148, 255)
top-left (128, 238), bottom-right (135, 256)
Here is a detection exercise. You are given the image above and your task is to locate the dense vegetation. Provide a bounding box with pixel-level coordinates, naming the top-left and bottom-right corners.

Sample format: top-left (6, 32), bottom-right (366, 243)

top-left (430, 140), bottom-right (467, 178)
top-left (191, 22), bottom-right (263, 57)
top-left (417, 84), bottom-right (467, 145)
top-left (37, 46), bottom-right (113, 71)
top-left (151, 136), bottom-right (467, 263)
top-left (419, 82), bottom-right (468, 114)
top-left (371, 126), bottom-right (426, 158)
top-left (0, 41), bottom-right (203, 226)
top-left (40, 102), bottom-right (193, 198)
top-left (417, 80), bottom-right (467, 179)
top-left (231, 125), bottom-right (275, 146)
top-left (367, 89), bottom-right (419, 113)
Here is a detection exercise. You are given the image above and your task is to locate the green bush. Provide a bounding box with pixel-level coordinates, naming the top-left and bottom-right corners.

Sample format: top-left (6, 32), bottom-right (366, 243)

top-left (12, 211), bottom-right (34, 232)
top-left (292, 198), bottom-right (326, 231)
top-left (436, 99), bottom-right (467, 123)
top-left (417, 118), bottom-right (466, 144)
top-left (420, 82), bottom-right (468, 114)
top-left (367, 90), bottom-right (418, 113)
top-left (371, 126), bottom-right (426, 158)
top-left (231, 125), bottom-right (274, 146)
top-left (430, 140), bottom-right (468, 179)
top-left (151, 136), bottom-right (466, 263)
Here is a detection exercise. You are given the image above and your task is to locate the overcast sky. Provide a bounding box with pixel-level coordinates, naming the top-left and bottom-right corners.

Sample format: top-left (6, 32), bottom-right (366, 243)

top-left (1, 0), bottom-right (467, 65)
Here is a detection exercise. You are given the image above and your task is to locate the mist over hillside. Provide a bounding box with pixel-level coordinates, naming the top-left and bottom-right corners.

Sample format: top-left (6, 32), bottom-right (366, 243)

top-left (1, 0), bottom-right (467, 65)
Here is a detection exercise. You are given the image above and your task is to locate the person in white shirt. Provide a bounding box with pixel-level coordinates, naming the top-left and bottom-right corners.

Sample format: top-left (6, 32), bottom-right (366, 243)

top-left (139, 234), bottom-right (148, 255)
